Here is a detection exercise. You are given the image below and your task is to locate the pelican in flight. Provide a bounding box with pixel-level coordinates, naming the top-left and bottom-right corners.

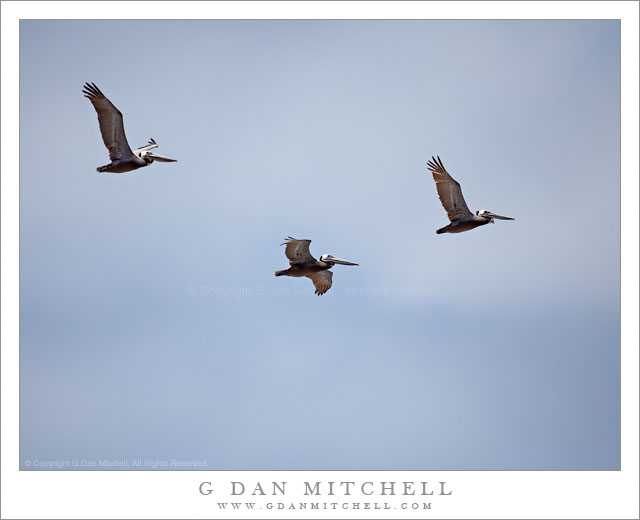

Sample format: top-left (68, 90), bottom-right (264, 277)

top-left (427, 156), bottom-right (515, 234)
top-left (82, 82), bottom-right (177, 173)
top-left (275, 237), bottom-right (359, 295)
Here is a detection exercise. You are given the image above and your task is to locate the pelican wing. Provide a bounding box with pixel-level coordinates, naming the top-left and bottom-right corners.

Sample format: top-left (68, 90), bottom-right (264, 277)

top-left (281, 237), bottom-right (315, 265)
top-left (427, 156), bottom-right (473, 222)
top-left (133, 138), bottom-right (159, 155)
top-left (308, 271), bottom-right (333, 295)
top-left (82, 83), bottom-right (135, 161)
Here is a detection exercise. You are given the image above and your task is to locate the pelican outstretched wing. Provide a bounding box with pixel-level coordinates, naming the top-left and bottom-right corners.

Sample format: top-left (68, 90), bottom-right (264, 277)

top-left (281, 237), bottom-right (315, 265)
top-left (134, 138), bottom-right (159, 155)
top-left (82, 82), bottom-right (135, 161)
top-left (427, 156), bottom-right (473, 222)
top-left (308, 271), bottom-right (333, 295)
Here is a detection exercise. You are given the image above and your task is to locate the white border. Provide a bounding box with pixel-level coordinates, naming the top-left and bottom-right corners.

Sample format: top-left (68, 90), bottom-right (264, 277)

top-left (2, 2), bottom-right (638, 519)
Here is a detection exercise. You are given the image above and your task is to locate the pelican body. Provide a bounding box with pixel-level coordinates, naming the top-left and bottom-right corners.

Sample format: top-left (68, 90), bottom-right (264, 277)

top-left (82, 83), bottom-right (177, 173)
top-left (436, 210), bottom-right (505, 234)
top-left (427, 156), bottom-right (514, 234)
top-left (275, 237), bottom-right (358, 295)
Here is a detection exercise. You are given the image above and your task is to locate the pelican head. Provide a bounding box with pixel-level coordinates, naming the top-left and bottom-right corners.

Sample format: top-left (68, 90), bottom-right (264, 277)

top-left (143, 151), bottom-right (178, 164)
top-left (319, 254), bottom-right (359, 266)
top-left (476, 209), bottom-right (515, 223)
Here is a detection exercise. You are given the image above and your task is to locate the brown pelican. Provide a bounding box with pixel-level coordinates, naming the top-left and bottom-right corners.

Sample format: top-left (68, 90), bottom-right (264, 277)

top-left (275, 237), bottom-right (359, 295)
top-left (82, 82), bottom-right (177, 173)
top-left (427, 156), bottom-right (515, 234)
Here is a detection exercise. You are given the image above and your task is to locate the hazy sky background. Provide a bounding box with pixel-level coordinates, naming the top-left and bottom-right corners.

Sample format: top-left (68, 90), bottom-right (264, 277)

top-left (20, 20), bottom-right (620, 470)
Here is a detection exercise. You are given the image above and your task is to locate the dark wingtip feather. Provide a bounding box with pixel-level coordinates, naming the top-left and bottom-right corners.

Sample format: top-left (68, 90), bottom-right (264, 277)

top-left (280, 236), bottom-right (298, 245)
top-left (82, 82), bottom-right (106, 100)
top-left (426, 155), bottom-right (448, 175)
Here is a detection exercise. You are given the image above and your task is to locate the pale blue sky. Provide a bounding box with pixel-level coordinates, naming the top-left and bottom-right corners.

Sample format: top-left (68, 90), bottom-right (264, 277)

top-left (20, 20), bottom-right (620, 469)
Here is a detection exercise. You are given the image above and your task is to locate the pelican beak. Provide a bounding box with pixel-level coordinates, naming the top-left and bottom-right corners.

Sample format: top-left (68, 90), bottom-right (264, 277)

top-left (326, 255), bottom-right (359, 266)
top-left (484, 211), bottom-right (514, 221)
top-left (146, 152), bottom-right (178, 162)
